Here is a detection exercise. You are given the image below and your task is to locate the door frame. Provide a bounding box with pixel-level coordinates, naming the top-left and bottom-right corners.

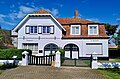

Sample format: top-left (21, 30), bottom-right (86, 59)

top-left (64, 43), bottom-right (79, 59)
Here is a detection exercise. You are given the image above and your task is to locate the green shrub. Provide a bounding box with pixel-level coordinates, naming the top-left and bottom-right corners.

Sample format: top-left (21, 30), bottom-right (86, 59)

top-left (58, 49), bottom-right (65, 64)
top-left (0, 64), bottom-right (17, 70)
top-left (59, 49), bottom-right (65, 57)
top-left (0, 48), bottom-right (32, 60)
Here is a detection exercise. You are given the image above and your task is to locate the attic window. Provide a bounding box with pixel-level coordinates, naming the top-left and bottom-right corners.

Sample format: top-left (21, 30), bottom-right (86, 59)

top-left (70, 25), bottom-right (80, 35)
top-left (30, 26), bottom-right (37, 33)
top-left (88, 25), bottom-right (98, 35)
top-left (42, 25), bottom-right (54, 34)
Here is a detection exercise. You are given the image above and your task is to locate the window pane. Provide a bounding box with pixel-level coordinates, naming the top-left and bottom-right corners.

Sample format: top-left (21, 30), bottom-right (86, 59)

top-left (47, 26), bottom-right (50, 33)
top-left (23, 44), bottom-right (27, 49)
top-left (23, 43), bottom-right (38, 51)
top-left (90, 30), bottom-right (93, 34)
top-left (94, 29), bottom-right (97, 34)
top-left (30, 26), bottom-right (34, 33)
top-left (90, 26), bottom-right (92, 29)
top-left (93, 26), bottom-right (96, 29)
top-left (34, 44), bottom-right (38, 51)
top-left (75, 26), bottom-right (79, 34)
top-left (89, 26), bottom-right (97, 34)
top-left (34, 26), bottom-right (37, 33)
top-left (43, 26), bottom-right (46, 33)
top-left (72, 27), bottom-right (75, 34)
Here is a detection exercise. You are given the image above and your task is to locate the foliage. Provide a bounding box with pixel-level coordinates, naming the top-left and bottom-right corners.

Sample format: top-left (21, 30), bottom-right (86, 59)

top-left (49, 52), bottom-right (55, 55)
top-left (0, 35), bottom-right (4, 49)
top-left (117, 30), bottom-right (120, 45)
top-left (0, 63), bottom-right (17, 70)
top-left (0, 29), bottom-right (12, 45)
top-left (59, 49), bottom-right (65, 57)
top-left (99, 67), bottom-right (120, 79)
top-left (109, 47), bottom-right (120, 58)
top-left (58, 49), bottom-right (65, 64)
top-left (0, 48), bottom-right (32, 60)
top-left (105, 24), bottom-right (118, 36)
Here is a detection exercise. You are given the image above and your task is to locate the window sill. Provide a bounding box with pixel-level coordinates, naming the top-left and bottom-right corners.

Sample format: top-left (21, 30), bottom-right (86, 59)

top-left (88, 34), bottom-right (98, 35)
top-left (70, 34), bottom-right (81, 35)
top-left (29, 33), bottom-right (38, 35)
top-left (42, 33), bottom-right (51, 35)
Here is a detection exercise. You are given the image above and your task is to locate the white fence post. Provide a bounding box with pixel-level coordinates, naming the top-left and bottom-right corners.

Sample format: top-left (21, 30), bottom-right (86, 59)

top-left (21, 51), bottom-right (29, 66)
top-left (91, 52), bottom-right (98, 69)
top-left (55, 51), bottom-right (61, 67)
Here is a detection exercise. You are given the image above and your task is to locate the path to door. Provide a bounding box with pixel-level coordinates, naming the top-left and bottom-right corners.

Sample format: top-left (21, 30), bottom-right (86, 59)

top-left (0, 66), bottom-right (107, 79)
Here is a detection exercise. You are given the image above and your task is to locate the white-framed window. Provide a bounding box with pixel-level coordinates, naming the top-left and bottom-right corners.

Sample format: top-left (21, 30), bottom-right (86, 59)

top-left (23, 43), bottom-right (38, 51)
top-left (25, 25), bottom-right (54, 34)
top-left (30, 26), bottom-right (37, 33)
top-left (88, 25), bottom-right (98, 35)
top-left (42, 26), bottom-right (50, 33)
top-left (70, 25), bottom-right (80, 35)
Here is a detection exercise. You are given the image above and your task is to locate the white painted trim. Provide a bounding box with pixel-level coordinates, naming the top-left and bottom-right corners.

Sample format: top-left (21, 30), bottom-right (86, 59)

top-left (70, 25), bottom-right (81, 35)
top-left (88, 24), bottom-right (99, 35)
top-left (13, 14), bottom-right (66, 35)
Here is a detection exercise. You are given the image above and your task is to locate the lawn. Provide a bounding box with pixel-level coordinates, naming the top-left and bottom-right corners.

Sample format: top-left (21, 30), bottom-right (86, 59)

top-left (99, 68), bottom-right (120, 79)
top-left (98, 58), bottom-right (120, 62)
top-left (98, 58), bottom-right (120, 79)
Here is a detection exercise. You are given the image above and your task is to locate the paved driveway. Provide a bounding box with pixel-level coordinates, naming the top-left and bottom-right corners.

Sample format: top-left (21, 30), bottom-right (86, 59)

top-left (0, 66), bottom-right (107, 79)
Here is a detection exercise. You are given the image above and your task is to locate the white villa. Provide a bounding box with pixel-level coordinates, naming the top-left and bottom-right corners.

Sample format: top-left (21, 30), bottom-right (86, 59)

top-left (11, 9), bottom-right (109, 59)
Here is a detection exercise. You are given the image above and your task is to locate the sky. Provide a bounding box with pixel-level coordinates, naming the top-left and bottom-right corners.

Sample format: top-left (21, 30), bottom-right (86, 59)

top-left (0, 0), bottom-right (120, 30)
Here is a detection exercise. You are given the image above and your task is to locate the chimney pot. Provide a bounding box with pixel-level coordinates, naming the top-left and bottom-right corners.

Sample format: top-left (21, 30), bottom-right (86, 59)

top-left (74, 10), bottom-right (78, 18)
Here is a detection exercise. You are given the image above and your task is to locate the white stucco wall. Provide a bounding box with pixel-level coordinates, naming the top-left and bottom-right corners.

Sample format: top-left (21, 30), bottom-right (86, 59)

top-left (15, 15), bottom-right (108, 58)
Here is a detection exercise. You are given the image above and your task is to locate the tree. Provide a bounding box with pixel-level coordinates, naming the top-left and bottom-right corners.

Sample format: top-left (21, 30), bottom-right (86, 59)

top-left (105, 24), bottom-right (118, 36)
top-left (0, 35), bottom-right (4, 49)
top-left (117, 29), bottom-right (120, 45)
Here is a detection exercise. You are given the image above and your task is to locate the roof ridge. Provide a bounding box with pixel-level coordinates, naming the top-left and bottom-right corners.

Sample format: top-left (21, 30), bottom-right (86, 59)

top-left (34, 9), bottom-right (50, 14)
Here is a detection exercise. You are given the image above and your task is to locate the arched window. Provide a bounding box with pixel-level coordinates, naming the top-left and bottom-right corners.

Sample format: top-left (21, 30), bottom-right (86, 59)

top-left (64, 44), bottom-right (78, 51)
top-left (44, 43), bottom-right (59, 55)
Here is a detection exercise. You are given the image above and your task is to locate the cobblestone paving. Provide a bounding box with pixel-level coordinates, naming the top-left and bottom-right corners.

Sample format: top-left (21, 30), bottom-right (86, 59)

top-left (0, 66), bottom-right (107, 79)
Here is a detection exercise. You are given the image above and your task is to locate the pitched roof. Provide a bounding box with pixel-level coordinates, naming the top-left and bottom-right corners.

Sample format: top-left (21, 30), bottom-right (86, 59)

top-left (62, 24), bottom-right (108, 39)
top-left (34, 9), bottom-right (50, 14)
top-left (56, 18), bottom-right (97, 24)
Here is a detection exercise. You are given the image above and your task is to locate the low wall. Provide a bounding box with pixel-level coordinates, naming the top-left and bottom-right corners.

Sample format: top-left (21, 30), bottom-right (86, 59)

top-left (98, 62), bottom-right (120, 68)
top-left (0, 60), bottom-right (22, 65)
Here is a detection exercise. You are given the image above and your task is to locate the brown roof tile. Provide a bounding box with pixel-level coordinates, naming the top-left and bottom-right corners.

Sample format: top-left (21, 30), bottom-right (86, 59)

top-left (32, 9), bottom-right (108, 39)
top-left (56, 18), bottom-right (97, 24)
top-left (62, 24), bottom-right (108, 39)
top-left (34, 9), bottom-right (50, 14)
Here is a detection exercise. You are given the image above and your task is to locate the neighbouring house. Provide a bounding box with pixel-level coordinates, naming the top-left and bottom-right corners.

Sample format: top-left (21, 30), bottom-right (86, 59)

top-left (11, 9), bottom-right (109, 59)
top-left (108, 37), bottom-right (118, 49)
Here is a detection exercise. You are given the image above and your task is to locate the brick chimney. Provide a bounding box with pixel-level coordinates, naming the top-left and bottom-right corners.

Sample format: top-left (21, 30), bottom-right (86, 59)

top-left (74, 10), bottom-right (78, 18)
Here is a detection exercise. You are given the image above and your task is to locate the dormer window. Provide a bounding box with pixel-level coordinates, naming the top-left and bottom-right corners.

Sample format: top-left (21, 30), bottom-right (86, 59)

top-left (88, 25), bottom-right (98, 35)
top-left (70, 25), bottom-right (80, 35)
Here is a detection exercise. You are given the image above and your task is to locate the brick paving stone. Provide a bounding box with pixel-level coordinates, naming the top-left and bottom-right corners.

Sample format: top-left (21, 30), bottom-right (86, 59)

top-left (0, 66), bottom-right (107, 79)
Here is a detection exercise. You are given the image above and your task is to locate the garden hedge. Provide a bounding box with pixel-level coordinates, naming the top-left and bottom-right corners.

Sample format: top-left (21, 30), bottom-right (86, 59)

top-left (0, 48), bottom-right (32, 60)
